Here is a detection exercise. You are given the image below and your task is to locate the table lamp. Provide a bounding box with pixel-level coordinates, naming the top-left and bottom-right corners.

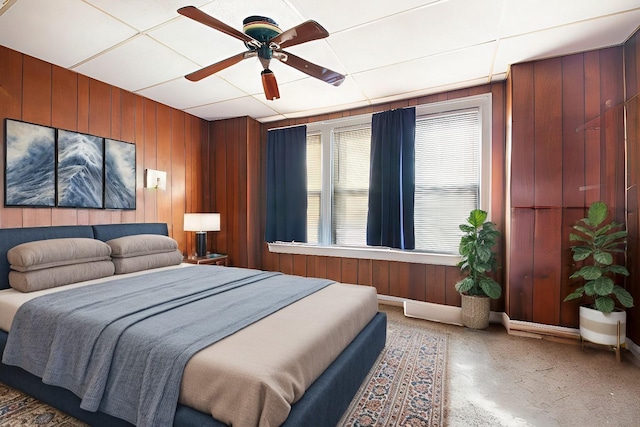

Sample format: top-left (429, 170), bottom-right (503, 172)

top-left (184, 213), bottom-right (220, 257)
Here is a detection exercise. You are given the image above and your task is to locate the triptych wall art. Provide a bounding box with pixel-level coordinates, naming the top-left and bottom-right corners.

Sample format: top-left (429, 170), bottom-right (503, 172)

top-left (4, 119), bottom-right (136, 210)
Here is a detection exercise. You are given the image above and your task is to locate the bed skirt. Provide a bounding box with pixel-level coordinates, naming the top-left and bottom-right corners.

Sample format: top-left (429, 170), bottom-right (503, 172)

top-left (0, 311), bottom-right (387, 427)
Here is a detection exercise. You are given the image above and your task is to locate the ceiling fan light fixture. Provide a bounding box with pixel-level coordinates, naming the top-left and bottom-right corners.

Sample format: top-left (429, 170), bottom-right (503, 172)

top-left (261, 69), bottom-right (280, 101)
top-left (178, 7), bottom-right (345, 99)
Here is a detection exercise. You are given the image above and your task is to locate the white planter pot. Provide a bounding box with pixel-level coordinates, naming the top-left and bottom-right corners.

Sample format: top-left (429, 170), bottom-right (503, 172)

top-left (461, 294), bottom-right (490, 329)
top-left (579, 305), bottom-right (626, 346)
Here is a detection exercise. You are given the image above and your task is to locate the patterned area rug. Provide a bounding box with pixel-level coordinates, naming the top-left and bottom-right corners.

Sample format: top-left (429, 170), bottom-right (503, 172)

top-left (0, 382), bottom-right (87, 426)
top-left (0, 318), bottom-right (446, 427)
top-left (339, 320), bottom-right (447, 427)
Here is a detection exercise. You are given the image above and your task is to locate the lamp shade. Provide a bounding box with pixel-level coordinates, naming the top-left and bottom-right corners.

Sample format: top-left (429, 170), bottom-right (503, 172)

top-left (184, 213), bottom-right (221, 232)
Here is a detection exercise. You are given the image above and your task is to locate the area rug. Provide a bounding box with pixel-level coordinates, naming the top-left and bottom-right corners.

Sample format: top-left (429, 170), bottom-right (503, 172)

top-left (0, 382), bottom-right (87, 426)
top-left (339, 319), bottom-right (447, 427)
top-left (0, 319), bottom-right (447, 427)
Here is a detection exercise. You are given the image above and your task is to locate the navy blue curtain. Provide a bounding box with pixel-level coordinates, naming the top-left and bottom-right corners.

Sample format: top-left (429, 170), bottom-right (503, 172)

top-left (366, 108), bottom-right (415, 249)
top-left (265, 125), bottom-right (307, 243)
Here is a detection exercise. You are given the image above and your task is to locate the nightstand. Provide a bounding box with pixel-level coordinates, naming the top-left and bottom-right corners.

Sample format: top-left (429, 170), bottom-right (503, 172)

top-left (183, 253), bottom-right (228, 266)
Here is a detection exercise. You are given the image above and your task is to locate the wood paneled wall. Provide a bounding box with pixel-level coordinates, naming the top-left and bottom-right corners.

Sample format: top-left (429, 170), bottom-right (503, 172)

top-left (0, 46), bottom-right (208, 255)
top-left (624, 29), bottom-right (640, 344)
top-left (208, 117), bottom-right (262, 269)
top-left (507, 47), bottom-right (626, 328)
top-left (255, 83), bottom-right (507, 311)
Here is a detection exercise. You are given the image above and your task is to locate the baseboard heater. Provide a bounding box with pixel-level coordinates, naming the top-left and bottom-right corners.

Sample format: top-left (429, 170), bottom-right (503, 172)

top-left (402, 299), bottom-right (464, 326)
top-left (396, 298), bottom-right (640, 363)
top-left (401, 299), bottom-right (579, 339)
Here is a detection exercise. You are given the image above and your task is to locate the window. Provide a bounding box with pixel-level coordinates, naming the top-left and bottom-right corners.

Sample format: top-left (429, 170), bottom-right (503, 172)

top-left (414, 108), bottom-right (481, 254)
top-left (306, 133), bottom-right (322, 244)
top-left (331, 125), bottom-right (371, 246)
top-left (294, 94), bottom-right (491, 262)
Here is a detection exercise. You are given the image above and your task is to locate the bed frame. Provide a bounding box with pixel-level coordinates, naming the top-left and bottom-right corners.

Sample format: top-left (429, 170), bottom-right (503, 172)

top-left (0, 223), bottom-right (386, 426)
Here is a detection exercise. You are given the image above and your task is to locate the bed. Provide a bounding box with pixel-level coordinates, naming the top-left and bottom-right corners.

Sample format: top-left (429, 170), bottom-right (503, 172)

top-left (0, 223), bottom-right (386, 427)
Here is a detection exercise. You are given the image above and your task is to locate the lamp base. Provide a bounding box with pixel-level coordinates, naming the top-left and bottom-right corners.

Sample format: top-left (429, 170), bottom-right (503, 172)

top-left (195, 231), bottom-right (207, 257)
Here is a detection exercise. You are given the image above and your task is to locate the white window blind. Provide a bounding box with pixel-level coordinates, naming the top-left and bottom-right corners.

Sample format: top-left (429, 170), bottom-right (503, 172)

top-left (306, 133), bottom-right (322, 244)
top-left (414, 108), bottom-right (480, 254)
top-left (331, 125), bottom-right (371, 246)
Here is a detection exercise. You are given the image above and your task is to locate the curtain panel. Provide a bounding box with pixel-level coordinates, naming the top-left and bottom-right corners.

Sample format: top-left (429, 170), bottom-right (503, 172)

top-left (366, 108), bottom-right (416, 250)
top-left (265, 125), bottom-right (308, 243)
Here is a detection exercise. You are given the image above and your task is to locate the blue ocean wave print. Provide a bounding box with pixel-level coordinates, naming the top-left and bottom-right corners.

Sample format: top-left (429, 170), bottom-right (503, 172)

top-left (5, 120), bottom-right (55, 207)
top-left (105, 139), bottom-right (136, 209)
top-left (57, 130), bottom-right (104, 208)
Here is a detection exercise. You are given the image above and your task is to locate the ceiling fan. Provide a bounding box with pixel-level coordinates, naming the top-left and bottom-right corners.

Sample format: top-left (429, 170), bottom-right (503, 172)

top-left (177, 6), bottom-right (346, 100)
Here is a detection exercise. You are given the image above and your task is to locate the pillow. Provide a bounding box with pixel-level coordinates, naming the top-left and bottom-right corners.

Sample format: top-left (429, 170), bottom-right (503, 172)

top-left (107, 234), bottom-right (179, 258)
top-left (112, 250), bottom-right (183, 274)
top-left (9, 261), bottom-right (115, 293)
top-left (8, 238), bottom-right (112, 272)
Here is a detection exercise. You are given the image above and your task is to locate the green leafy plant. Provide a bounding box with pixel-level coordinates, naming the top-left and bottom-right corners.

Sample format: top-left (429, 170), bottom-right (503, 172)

top-left (455, 209), bottom-right (502, 299)
top-left (564, 201), bottom-right (634, 313)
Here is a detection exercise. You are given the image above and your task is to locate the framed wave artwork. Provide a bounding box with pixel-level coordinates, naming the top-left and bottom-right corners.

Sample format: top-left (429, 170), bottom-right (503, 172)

top-left (4, 119), bottom-right (56, 207)
top-left (4, 119), bottom-right (137, 211)
top-left (104, 139), bottom-right (136, 210)
top-left (56, 129), bottom-right (104, 209)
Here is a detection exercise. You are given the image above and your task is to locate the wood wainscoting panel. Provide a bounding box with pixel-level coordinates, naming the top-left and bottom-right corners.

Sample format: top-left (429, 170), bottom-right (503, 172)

top-left (508, 208), bottom-right (535, 321)
top-left (533, 58), bottom-right (563, 208)
top-left (583, 50), bottom-right (602, 207)
top-left (407, 263), bottom-right (426, 302)
top-left (561, 54), bottom-right (586, 209)
top-left (170, 109), bottom-right (186, 250)
top-left (532, 208), bottom-right (562, 325)
top-left (510, 63), bottom-right (535, 208)
top-left (372, 260), bottom-right (390, 296)
top-left (292, 254), bottom-right (307, 277)
top-left (341, 257), bottom-right (358, 284)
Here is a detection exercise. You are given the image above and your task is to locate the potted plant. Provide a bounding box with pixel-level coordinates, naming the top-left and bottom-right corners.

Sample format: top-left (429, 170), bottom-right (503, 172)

top-left (455, 209), bottom-right (502, 329)
top-left (564, 201), bottom-right (634, 351)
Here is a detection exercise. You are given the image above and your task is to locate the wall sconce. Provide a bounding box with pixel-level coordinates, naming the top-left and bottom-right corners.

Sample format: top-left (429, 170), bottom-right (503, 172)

top-left (184, 213), bottom-right (221, 257)
top-left (145, 169), bottom-right (167, 190)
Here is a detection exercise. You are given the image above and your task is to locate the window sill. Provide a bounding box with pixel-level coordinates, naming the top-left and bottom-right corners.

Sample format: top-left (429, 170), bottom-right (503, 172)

top-left (267, 242), bottom-right (460, 266)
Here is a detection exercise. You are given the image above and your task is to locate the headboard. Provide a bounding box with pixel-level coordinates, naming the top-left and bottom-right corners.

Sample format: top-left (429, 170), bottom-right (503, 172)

top-left (92, 223), bottom-right (168, 242)
top-left (0, 223), bottom-right (169, 290)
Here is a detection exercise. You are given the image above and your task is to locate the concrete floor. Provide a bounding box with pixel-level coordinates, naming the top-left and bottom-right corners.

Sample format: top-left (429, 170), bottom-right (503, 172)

top-left (380, 304), bottom-right (640, 427)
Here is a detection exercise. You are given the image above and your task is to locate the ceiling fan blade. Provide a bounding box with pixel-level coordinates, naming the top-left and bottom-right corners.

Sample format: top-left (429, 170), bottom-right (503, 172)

top-left (178, 6), bottom-right (261, 47)
top-left (261, 69), bottom-right (280, 100)
top-left (276, 51), bottom-right (345, 86)
top-left (269, 20), bottom-right (329, 49)
top-left (185, 51), bottom-right (255, 82)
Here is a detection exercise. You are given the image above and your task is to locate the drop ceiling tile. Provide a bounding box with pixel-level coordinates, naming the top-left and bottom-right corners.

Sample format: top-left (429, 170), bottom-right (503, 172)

top-left (327, 0), bottom-right (502, 73)
top-left (73, 35), bottom-right (199, 92)
top-left (147, 14), bottom-right (243, 67)
top-left (0, 0), bottom-right (137, 68)
top-left (353, 42), bottom-right (496, 100)
top-left (185, 95), bottom-right (279, 121)
top-left (288, 0), bottom-right (440, 33)
top-left (85, 0), bottom-right (210, 31)
top-left (494, 10), bottom-right (640, 73)
top-left (136, 76), bottom-right (247, 110)
top-left (282, 100), bottom-right (371, 120)
top-left (500, 0), bottom-right (640, 38)
top-left (284, 40), bottom-right (346, 75)
top-left (369, 77), bottom-right (489, 106)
